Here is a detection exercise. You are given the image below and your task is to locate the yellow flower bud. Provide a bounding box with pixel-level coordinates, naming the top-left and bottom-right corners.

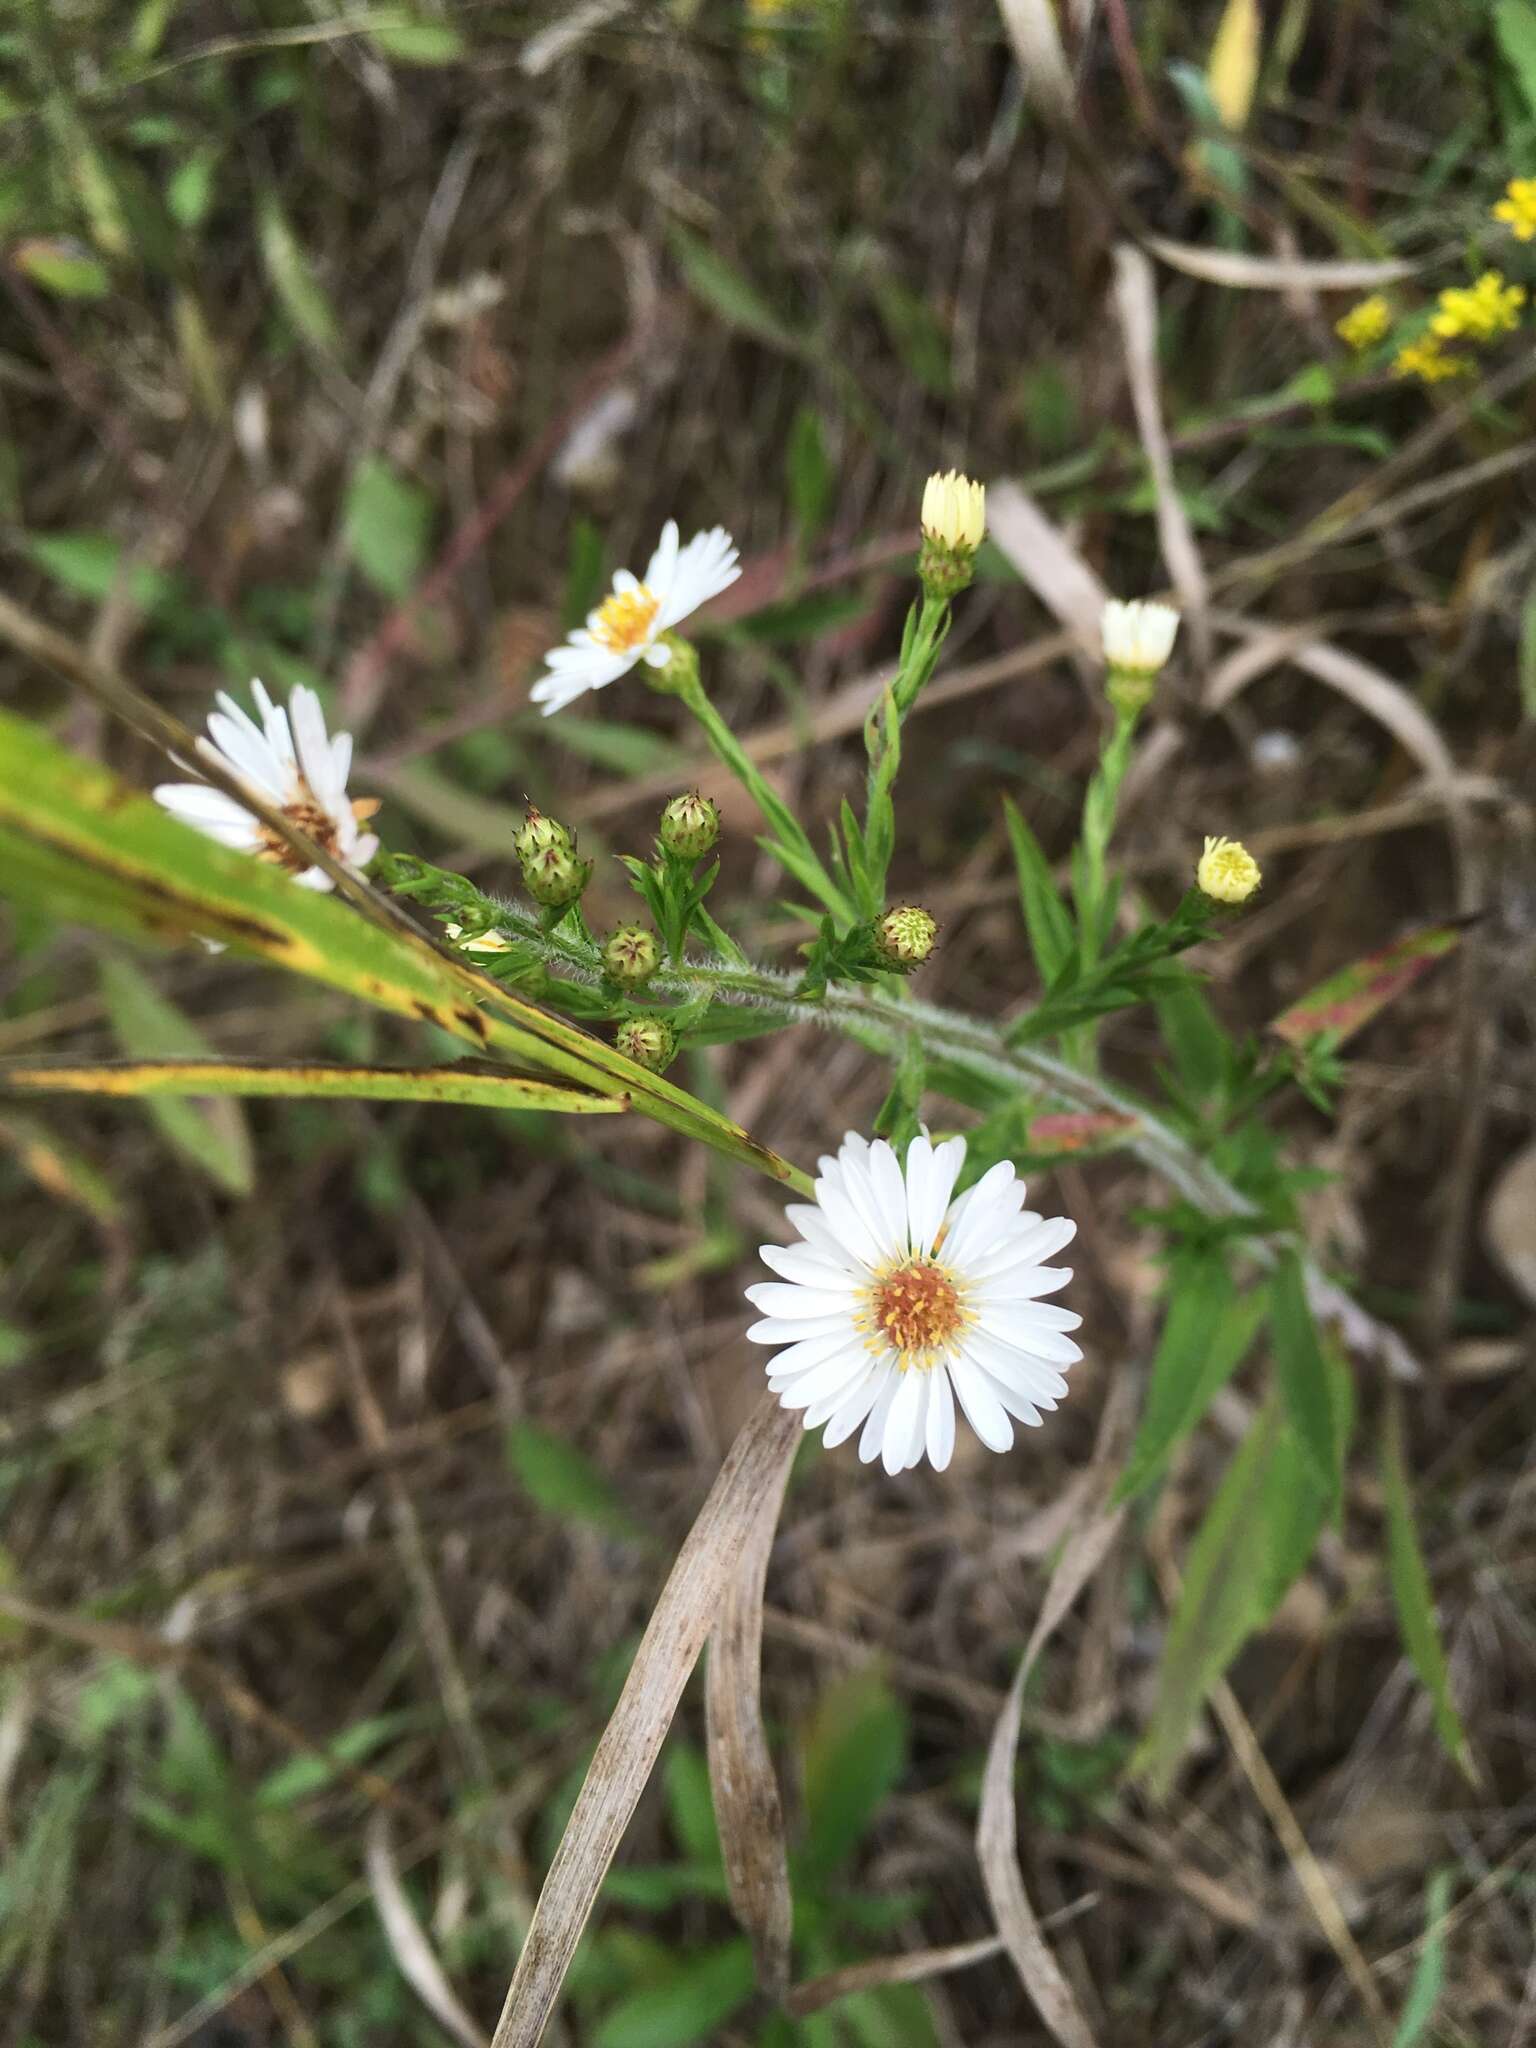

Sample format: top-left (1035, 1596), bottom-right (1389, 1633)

top-left (1196, 835), bottom-right (1261, 906)
top-left (920, 470), bottom-right (986, 553)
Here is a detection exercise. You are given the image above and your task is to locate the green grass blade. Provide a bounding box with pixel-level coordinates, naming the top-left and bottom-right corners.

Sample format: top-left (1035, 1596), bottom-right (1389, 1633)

top-left (98, 955), bottom-right (255, 1195)
top-left (0, 1057), bottom-right (628, 1114)
top-left (1382, 1393), bottom-right (1477, 1783)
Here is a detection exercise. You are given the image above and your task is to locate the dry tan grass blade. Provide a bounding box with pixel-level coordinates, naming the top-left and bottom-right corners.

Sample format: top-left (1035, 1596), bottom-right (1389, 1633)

top-left (1145, 238), bottom-right (1415, 290)
top-left (984, 482), bottom-right (1107, 653)
top-left (488, 1395), bottom-right (801, 2048)
top-left (705, 1436), bottom-right (797, 1997)
top-left (994, 0), bottom-right (1076, 122)
top-left (1114, 244), bottom-right (1211, 667)
top-left (366, 1812), bottom-right (492, 2048)
top-left (976, 1502), bottom-right (1123, 2048)
top-left (788, 1935), bottom-right (1005, 2015)
top-left (976, 1374), bottom-right (1134, 2048)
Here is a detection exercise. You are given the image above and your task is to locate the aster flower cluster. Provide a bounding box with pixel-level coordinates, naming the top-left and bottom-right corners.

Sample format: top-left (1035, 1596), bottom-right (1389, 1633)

top-left (145, 462), bottom-right (1293, 1478)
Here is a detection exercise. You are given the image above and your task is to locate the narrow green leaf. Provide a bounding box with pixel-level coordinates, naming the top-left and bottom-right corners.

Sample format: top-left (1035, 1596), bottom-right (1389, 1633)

top-left (1382, 1397), bottom-right (1475, 1781)
top-left (666, 224), bottom-right (803, 354)
top-left (546, 718), bottom-right (681, 778)
top-left (1136, 1406), bottom-right (1279, 1795)
top-left (1270, 1253), bottom-right (1340, 1492)
top-left (369, 19), bottom-right (465, 63)
top-left (166, 147), bottom-right (218, 231)
top-left (13, 238), bottom-right (111, 299)
top-left (1001, 796), bottom-right (1073, 983)
top-left (0, 1111), bottom-right (123, 1227)
top-left (662, 1744), bottom-right (721, 1866)
top-left (843, 1983), bottom-right (942, 2048)
top-left (800, 1667), bottom-right (907, 1874)
top-left (1114, 1257), bottom-right (1265, 1502)
top-left (594, 1939), bottom-right (756, 2048)
top-left (786, 404), bottom-right (833, 541)
top-left (1495, 0), bottom-right (1536, 117)
top-left (99, 956), bottom-right (254, 1195)
top-left (25, 532), bottom-right (171, 610)
top-left (1136, 1371), bottom-right (1346, 1797)
top-left (256, 191), bottom-right (341, 355)
top-left (1, 1056), bottom-right (625, 1115)
top-left (1392, 1868), bottom-right (1455, 2048)
top-left (343, 456), bottom-right (433, 600)
top-left (256, 1712), bottom-right (412, 1808)
top-left (1154, 980), bottom-right (1230, 1101)
top-left (505, 1423), bottom-right (645, 1539)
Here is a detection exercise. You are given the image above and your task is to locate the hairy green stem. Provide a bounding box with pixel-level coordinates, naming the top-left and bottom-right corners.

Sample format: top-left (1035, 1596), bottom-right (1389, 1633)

top-left (470, 902), bottom-right (1255, 1232)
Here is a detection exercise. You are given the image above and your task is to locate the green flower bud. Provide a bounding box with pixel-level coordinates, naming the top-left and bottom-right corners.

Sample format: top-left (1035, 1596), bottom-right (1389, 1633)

top-left (916, 537), bottom-right (977, 603)
top-left (603, 922), bottom-right (660, 986)
top-left (873, 904), bottom-right (938, 970)
top-left (615, 1015), bottom-right (677, 1072)
top-left (523, 841), bottom-right (591, 909)
top-left (513, 805), bottom-right (571, 864)
top-left (641, 632), bottom-right (700, 697)
top-left (659, 790), bottom-right (720, 861)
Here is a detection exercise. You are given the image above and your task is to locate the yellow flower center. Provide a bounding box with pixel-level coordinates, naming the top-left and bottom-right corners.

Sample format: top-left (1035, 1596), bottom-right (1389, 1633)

top-left (868, 1259), bottom-right (965, 1368)
top-left (593, 583), bottom-right (661, 654)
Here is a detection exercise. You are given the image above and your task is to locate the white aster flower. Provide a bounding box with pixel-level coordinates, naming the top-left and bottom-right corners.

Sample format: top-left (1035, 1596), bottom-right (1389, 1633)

top-left (745, 1131), bottom-right (1081, 1476)
top-left (153, 680), bottom-right (379, 892)
top-left (529, 520), bottom-right (741, 716)
top-left (1101, 597), bottom-right (1180, 677)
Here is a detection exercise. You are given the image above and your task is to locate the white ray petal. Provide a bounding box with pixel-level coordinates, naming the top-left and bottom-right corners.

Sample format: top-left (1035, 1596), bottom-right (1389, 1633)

top-left (947, 1351), bottom-right (1014, 1454)
top-left (972, 1308), bottom-right (1084, 1366)
top-left (973, 1264), bottom-right (1076, 1303)
top-left (644, 519), bottom-right (680, 597)
top-left (758, 1328), bottom-right (858, 1379)
top-left (659, 526), bottom-right (740, 629)
top-left (153, 785), bottom-right (258, 830)
top-left (882, 1366), bottom-right (926, 1475)
top-left (858, 1372), bottom-right (902, 1465)
top-left (824, 1363), bottom-right (890, 1447)
top-left (813, 1180), bottom-right (886, 1273)
top-left (867, 1138), bottom-right (911, 1256)
top-left (743, 1282), bottom-right (860, 1322)
top-left (927, 1365), bottom-right (956, 1471)
top-left (961, 1329), bottom-right (1070, 1406)
top-left (773, 1347), bottom-right (874, 1410)
top-left (786, 1205), bottom-right (870, 1275)
top-left (757, 1243), bottom-right (863, 1290)
top-left (908, 1132), bottom-right (965, 1255)
top-left (288, 686), bottom-right (339, 810)
top-left (746, 1313), bottom-right (857, 1346)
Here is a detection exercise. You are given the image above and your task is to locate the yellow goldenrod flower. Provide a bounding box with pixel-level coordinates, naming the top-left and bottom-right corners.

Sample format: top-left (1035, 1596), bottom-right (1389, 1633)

top-left (1335, 295), bottom-right (1391, 351)
top-left (1393, 335), bottom-right (1470, 385)
top-left (920, 470), bottom-right (986, 554)
top-left (1493, 176), bottom-right (1536, 241)
top-left (1430, 269), bottom-right (1525, 342)
top-left (1197, 836), bottom-right (1261, 905)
